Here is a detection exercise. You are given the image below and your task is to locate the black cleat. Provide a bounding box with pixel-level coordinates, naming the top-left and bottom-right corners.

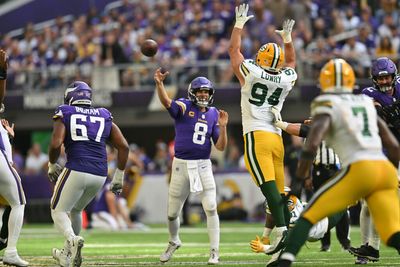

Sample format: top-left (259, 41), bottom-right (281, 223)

top-left (349, 245), bottom-right (379, 262)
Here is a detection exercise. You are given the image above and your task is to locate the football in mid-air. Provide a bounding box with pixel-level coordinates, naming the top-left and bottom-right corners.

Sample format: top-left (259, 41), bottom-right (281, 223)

top-left (141, 39), bottom-right (158, 57)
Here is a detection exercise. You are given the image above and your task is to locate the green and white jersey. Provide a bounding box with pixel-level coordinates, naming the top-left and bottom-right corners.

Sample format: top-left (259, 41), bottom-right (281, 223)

top-left (239, 59), bottom-right (297, 135)
top-left (311, 93), bottom-right (386, 167)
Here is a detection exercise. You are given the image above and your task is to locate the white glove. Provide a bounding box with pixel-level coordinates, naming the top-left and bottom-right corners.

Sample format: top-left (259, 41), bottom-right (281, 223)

top-left (271, 106), bottom-right (288, 130)
top-left (0, 103), bottom-right (4, 113)
top-left (110, 168), bottom-right (124, 195)
top-left (48, 162), bottom-right (63, 183)
top-left (275, 19), bottom-right (295, 43)
top-left (234, 3), bottom-right (254, 29)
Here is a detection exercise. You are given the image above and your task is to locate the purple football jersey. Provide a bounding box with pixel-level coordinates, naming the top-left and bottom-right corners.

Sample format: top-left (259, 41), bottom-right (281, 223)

top-left (53, 105), bottom-right (113, 176)
top-left (168, 98), bottom-right (220, 160)
top-left (362, 78), bottom-right (400, 106)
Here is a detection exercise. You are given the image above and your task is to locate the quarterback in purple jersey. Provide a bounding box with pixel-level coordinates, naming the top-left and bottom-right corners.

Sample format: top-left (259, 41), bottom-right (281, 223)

top-left (48, 81), bottom-right (129, 267)
top-left (154, 68), bottom-right (228, 265)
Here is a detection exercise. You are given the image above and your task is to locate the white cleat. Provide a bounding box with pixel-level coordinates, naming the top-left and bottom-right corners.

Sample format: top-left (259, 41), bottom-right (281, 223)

top-left (208, 248), bottom-right (219, 265)
top-left (160, 241), bottom-right (181, 263)
top-left (69, 236), bottom-right (84, 267)
top-left (3, 250), bottom-right (29, 267)
top-left (52, 248), bottom-right (70, 267)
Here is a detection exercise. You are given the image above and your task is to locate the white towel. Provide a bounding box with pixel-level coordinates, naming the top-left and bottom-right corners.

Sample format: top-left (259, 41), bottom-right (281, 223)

top-left (187, 161), bottom-right (203, 194)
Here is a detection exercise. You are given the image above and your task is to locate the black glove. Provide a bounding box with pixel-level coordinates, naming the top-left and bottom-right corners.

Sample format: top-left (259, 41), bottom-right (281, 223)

top-left (382, 102), bottom-right (400, 129)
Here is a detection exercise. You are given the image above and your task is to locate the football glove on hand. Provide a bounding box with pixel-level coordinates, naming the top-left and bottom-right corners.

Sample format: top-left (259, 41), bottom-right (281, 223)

top-left (110, 168), bottom-right (124, 195)
top-left (234, 3), bottom-right (254, 29)
top-left (48, 162), bottom-right (63, 183)
top-left (0, 103), bottom-right (4, 113)
top-left (250, 235), bottom-right (270, 253)
top-left (271, 106), bottom-right (288, 130)
top-left (382, 101), bottom-right (400, 129)
top-left (275, 19), bottom-right (295, 43)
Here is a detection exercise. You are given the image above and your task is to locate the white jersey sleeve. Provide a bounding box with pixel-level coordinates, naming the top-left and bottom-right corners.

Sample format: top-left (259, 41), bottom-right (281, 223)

top-left (311, 94), bottom-right (386, 167)
top-left (240, 59), bottom-right (297, 135)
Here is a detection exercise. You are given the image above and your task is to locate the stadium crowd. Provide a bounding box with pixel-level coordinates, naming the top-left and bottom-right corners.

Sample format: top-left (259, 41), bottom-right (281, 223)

top-left (1, 0), bottom-right (400, 91)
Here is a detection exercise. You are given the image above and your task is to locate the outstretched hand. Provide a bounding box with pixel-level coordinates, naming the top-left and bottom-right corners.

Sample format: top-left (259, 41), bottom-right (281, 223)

top-left (154, 68), bottom-right (169, 84)
top-left (275, 19), bottom-right (295, 43)
top-left (234, 3), bottom-right (254, 29)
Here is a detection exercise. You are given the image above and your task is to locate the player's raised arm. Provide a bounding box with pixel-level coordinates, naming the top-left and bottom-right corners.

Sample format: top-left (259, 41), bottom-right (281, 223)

top-left (154, 68), bottom-right (172, 108)
top-left (229, 3), bottom-right (253, 87)
top-left (275, 19), bottom-right (296, 69)
top-left (0, 49), bottom-right (8, 113)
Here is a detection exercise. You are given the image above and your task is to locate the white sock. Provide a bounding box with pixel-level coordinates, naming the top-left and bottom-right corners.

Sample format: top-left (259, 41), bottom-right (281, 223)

top-left (206, 212), bottom-right (220, 250)
top-left (6, 205), bottom-right (24, 251)
top-left (51, 210), bottom-right (75, 240)
top-left (70, 210), bottom-right (82, 235)
top-left (359, 202), bottom-right (370, 245)
top-left (368, 217), bottom-right (380, 250)
top-left (168, 217), bottom-right (180, 244)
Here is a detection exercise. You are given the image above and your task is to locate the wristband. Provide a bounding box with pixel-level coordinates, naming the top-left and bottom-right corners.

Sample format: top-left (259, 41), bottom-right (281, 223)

top-left (113, 168), bottom-right (125, 182)
top-left (0, 69), bottom-right (7, 80)
top-left (48, 162), bottom-right (57, 172)
top-left (275, 120), bottom-right (288, 131)
top-left (299, 124), bottom-right (310, 138)
top-left (300, 150), bottom-right (316, 161)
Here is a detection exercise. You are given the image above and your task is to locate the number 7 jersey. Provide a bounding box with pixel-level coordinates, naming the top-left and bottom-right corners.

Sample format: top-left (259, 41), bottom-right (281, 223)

top-left (239, 59), bottom-right (297, 135)
top-left (311, 94), bottom-right (386, 167)
top-left (52, 104), bottom-right (113, 176)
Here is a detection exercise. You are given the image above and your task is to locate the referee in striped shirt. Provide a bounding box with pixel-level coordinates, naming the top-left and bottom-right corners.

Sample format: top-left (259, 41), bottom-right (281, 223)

top-left (271, 108), bottom-right (351, 252)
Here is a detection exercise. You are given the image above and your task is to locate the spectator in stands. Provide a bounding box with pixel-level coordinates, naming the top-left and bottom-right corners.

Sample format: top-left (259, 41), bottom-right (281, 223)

top-left (341, 36), bottom-right (371, 78)
top-left (375, 35), bottom-right (397, 61)
top-left (25, 142), bottom-right (48, 175)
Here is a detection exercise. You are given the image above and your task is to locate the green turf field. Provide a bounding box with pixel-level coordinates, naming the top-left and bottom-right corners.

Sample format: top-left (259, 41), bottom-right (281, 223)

top-left (10, 222), bottom-right (400, 266)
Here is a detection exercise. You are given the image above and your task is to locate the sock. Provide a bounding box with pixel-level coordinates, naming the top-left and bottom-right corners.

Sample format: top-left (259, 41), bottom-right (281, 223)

top-left (6, 205), bottom-right (24, 251)
top-left (281, 194), bottom-right (291, 227)
top-left (359, 202), bottom-right (370, 245)
top-left (260, 181), bottom-right (286, 227)
top-left (205, 210), bottom-right (220, 250)
top-left (168, 217), bottom-right (181, 244)
top-left (51, 209), bottom-right (75, 240)
top-left (0, 206), bottom-right (11, 239)
top-left (368, 222), bottom-right (380, 250)
top-left (70, 210), bottom-right (82, 235)
top-left (284, 217), bottom-right (313, 256)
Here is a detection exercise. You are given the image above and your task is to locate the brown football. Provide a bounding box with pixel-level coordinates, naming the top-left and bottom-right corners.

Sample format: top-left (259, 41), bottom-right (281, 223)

top-left (141, 39), bottom-right (158, 57)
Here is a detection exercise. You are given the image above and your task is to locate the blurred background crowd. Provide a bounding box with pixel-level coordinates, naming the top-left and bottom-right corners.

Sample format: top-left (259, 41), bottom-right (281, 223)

top-left (2, 0), bottom-right (399, 91)
top-left (0, 0), bottom-right (398, 225)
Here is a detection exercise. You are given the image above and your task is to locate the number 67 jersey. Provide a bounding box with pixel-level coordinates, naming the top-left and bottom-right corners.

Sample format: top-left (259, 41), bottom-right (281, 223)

top-left (240, 59), bottom-right (297, 135)
top-left (52, 104), bottom-right (113, 176)
top-left (311, 94), bottom-right (386, 167)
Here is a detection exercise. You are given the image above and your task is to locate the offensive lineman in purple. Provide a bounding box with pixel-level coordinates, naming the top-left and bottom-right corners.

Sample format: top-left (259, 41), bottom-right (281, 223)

top-left (53, 105), bottom-right (112, 176)
top-left (48, 81), bottom-right (129, 267)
